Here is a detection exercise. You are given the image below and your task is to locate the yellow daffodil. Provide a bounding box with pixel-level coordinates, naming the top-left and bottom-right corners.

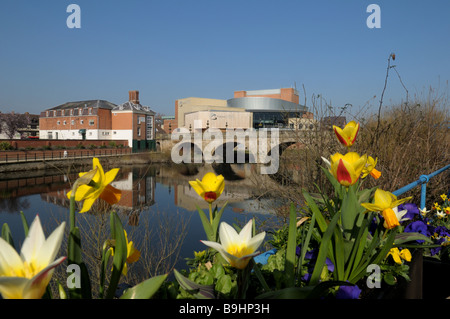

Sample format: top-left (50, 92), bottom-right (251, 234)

top-left (333, 121), bottom-right (360, 148)
top-left (329, 152), bottom-right (367, 187)
top-left (0, 215), bottom-right (66, 299)
top-left (387, 248), bottom-right (412, 264)
top-left (67, 157), bottom-right (121, 213)
top-left (110, 230), bottom-right (140, 276)
top-left (361, 156), bottom-right (381, 179)
top-left (361, 189), bottom-right (412, 229)
top-left (189, 172), bottom-right (225, 203)
top-left (201, 219), bottom-right (266, 269)
top-left (445, 207), bottom-right (450, 215)
top-left (441, 194), bottom-right (448, 201)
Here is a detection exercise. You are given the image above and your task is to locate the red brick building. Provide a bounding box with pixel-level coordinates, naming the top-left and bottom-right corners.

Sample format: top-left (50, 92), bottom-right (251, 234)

top-left (39, 91), bottom-right (156, 151)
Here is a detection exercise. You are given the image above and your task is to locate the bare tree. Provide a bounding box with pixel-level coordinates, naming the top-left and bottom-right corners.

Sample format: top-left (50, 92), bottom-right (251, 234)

top-left (0, 112), bottom-right (30, 139)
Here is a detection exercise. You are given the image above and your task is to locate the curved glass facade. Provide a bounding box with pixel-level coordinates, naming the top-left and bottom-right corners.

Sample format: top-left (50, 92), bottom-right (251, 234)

top-left (226, 97), bottom-right (308, 128)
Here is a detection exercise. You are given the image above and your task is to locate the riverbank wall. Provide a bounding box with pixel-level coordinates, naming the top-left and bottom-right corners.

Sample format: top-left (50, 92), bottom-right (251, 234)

top-left (0, 151), bottom-right (171, 177)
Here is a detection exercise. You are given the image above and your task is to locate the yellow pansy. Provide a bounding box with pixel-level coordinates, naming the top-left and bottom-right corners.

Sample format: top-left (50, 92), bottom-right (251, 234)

top-left (189, 172), bottom-right (225, 203)
top-left (67, 157), bottom-right (121, 213)
top-left (387, 248), bottom-right (412, 264)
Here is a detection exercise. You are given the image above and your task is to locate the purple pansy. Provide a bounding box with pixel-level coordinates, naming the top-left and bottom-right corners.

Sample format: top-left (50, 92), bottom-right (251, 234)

top-left (335, 284), bottom-right (362, 299)
top-left (398, 203), bottom-right (420, 221)
top-left (404, 220), bottom-right (430, 243)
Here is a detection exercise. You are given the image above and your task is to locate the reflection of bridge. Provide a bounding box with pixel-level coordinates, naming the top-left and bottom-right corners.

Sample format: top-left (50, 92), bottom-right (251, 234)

top-left (155, 163), bottom-right (285, 215)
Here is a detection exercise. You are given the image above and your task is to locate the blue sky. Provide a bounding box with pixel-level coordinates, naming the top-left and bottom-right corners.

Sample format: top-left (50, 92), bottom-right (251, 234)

top-left (0, 0), bottom-right (449, 119)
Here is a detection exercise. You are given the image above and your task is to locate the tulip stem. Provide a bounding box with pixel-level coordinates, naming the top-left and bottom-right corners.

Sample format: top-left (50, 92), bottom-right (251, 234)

top-left (209, 203), bottom-right (213, 225)
top-left (69, 195), bottom-right (76, 231)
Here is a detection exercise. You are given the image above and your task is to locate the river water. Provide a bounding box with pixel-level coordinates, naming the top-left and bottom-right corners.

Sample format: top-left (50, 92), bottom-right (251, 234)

top-left (0, 162), bottom-right (288, 284)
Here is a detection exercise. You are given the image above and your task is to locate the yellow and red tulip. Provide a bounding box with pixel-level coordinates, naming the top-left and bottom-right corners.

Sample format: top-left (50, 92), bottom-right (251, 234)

top-left (329, 152), bottom-right (367, 187)
top-left (333, 121), bottom-right (360, 148)
top-left (0, 215), bottom-right (66, 299)
top-left (67, 157), bottom-right (122, 213)
top-left (189, 172), bottom-right (225, 203)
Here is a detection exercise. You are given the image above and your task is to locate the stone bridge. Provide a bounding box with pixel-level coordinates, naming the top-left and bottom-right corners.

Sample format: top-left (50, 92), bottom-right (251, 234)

top-left (156, 129), bottom-right (304, 173)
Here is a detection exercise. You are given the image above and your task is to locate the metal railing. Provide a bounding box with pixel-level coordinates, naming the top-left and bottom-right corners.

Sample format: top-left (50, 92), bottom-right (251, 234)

top-left (0, 147), bottom-right (132, 164)
top-left (392, 164), bottom-right (450, 209)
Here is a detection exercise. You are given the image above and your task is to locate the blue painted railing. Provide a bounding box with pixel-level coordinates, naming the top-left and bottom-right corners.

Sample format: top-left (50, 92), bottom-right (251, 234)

top-left (392, 164), bottom-right (450, 210)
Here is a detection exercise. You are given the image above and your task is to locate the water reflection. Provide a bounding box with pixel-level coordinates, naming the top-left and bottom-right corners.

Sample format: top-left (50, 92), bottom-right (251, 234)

top-left (0, 162), bottom-right (285, 283)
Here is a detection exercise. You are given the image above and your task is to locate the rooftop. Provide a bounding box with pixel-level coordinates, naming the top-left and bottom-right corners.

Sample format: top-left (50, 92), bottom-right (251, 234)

top-left (48, 99), bottom-right (117, 111)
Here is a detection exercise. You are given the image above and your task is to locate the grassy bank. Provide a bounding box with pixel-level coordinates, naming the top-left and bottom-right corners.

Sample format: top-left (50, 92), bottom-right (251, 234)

top-left (266, 88), bottom-right (449, 210)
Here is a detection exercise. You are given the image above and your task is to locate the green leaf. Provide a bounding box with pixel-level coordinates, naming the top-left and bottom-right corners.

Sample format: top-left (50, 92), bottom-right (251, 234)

top-left (309, 210), bottom-right (341, 286)
top-left (321, 166), bottom-right (343, 199)
top-left (215, 274), bottom-right (235, 297)
top-left (197, 206), bottom-right (214, 242)
top-left (209, 262), bottom-right (225, 279)
top-left (105, 211), bottom-right (127, 299)
top-left (67, 226), bottom-right (92, 299)
top-left (2, 223), bottom-right (15, 249)
top-left (20, 211), bottom-right (29, 237)
top-left (57, 280), bottom-right (67, 299)
top-left (302, 190), bottom-right (327, 233)
top-left (174, 269), bottom-right (215, 299)
top-left (99, 241), bottom-right (113, 298)
top-left (341, 184), bottom-right (360, 234)
top-left (394, 232), bottom-right (433, 245)
top-left (120, 274), bottom-right (168, 299)
top-left (285, 203), bottom-right (297, 287)
top-left (211, 202), bottom-right (227, 241)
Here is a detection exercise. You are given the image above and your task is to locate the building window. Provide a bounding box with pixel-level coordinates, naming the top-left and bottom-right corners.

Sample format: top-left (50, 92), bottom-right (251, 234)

top-left (89, 108), bottom-right (92, 115)
top-left (137, 127), bottom-right (141, 136)
top-left (89, 120), bottom-right (95, 126)
top-left (48, 132), bottom-right (53, 139)
top-left (71, 120), bottom-right (75, 125)
top-left (57, 121), bottom-right (60, 125)
top-left (80, 120), bottom-right (84, 124)
top-left (63, 121), bottom-right (67, 125)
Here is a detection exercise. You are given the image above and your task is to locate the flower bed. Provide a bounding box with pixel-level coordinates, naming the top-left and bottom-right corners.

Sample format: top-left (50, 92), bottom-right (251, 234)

top-left (0, 120), bottom-right (445, 299)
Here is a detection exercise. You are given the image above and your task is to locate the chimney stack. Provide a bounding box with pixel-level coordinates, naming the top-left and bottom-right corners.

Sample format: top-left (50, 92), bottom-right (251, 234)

top-left (129, 90), bottom-right (140, 104)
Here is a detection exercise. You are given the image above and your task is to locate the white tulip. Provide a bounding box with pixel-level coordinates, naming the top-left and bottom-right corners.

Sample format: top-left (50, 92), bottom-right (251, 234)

top-left (201, 219), bottom-right (266, 269)
top-left (0, 215), bottom-right (66, 299)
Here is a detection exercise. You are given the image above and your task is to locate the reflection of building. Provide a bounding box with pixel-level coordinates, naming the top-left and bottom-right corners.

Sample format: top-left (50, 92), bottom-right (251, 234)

top-left (39, 90), bottom-right (156, 152)
top-left (111, 171), bottom-right (155, 211)
top-left (36, 168), bottom-right (156, 225)
top-left (165, 88), bottom-right (312, 131)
